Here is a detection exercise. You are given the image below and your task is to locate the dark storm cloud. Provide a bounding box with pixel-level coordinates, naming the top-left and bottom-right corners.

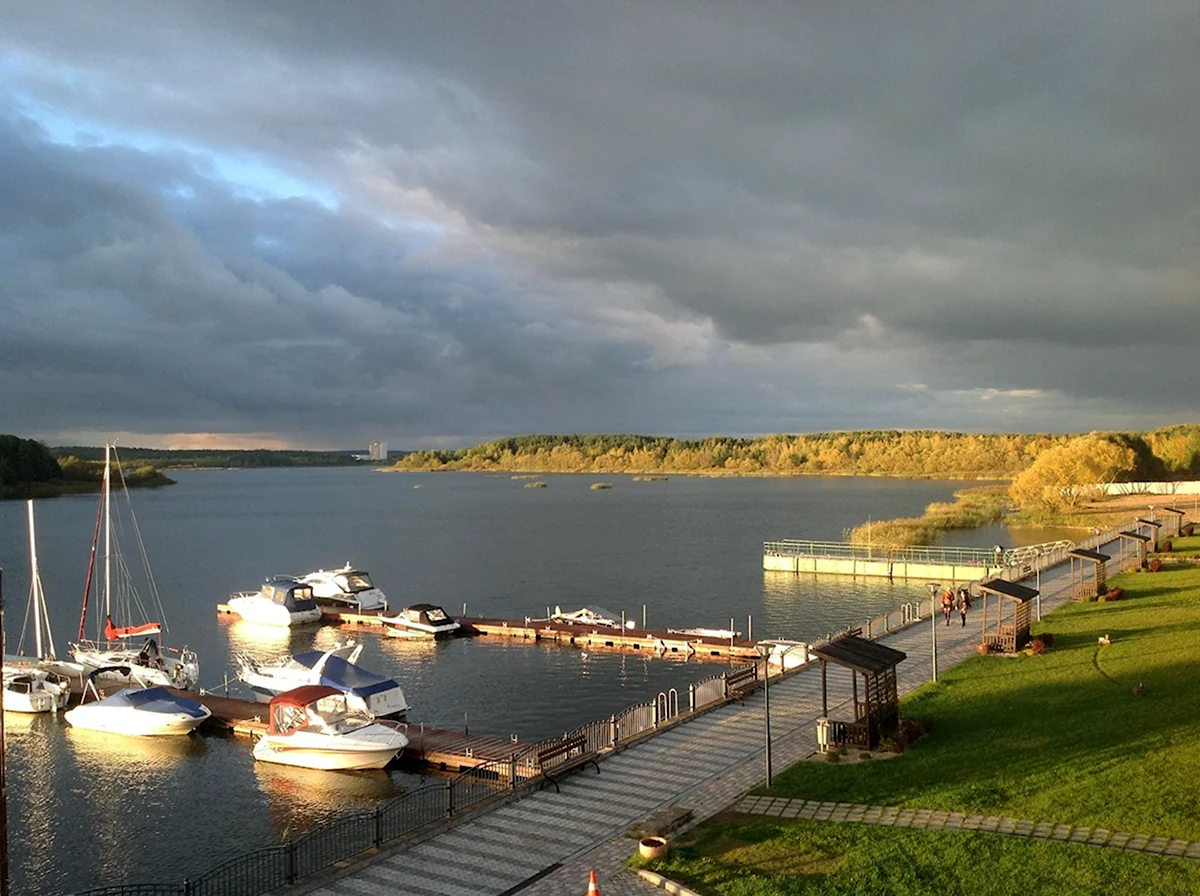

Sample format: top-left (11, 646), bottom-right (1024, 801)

top-left (1, 1), bottom-right (1197, 445)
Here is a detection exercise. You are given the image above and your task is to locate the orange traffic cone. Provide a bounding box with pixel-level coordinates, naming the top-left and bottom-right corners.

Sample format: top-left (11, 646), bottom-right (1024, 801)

top-left (586, 868), bottom-right (601, 895)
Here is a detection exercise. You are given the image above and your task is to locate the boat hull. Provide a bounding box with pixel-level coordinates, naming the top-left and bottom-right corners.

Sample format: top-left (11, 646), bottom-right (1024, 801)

top-left (227, 597), bottom-right (323, 627)
top-left (253, 725), bottom-right (408, 770)
top-left (64, 704), bottom-right (211, 736)
top-left (382, 622), bottom-right (459, 639)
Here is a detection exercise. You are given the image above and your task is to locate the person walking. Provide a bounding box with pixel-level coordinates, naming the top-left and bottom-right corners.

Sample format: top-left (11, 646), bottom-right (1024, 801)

top-left (957, 586), bottom-right (971, 628)
top-left (941, 587), bottom-right (954, 626)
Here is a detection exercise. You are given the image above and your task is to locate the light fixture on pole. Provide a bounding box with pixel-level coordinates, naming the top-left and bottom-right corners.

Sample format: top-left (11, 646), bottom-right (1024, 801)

top-left (926, 582), bottom-right (940, 682)
top-left (755, 642), bottom-right (774, 787)
top-left (1035, 551), bottom-right (1042, 621)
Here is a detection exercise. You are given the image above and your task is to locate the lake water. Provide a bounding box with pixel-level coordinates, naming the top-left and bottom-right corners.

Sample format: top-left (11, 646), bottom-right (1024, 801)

top-left (0, 469), bottom-right (1042, 895)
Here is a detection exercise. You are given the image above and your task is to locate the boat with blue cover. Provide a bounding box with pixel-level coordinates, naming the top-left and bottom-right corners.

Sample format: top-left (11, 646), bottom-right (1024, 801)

top-left (64, 669), bottom-right (212, 736)
top-left (236, 642), bottom-right (409, 717)
top-left (227, 575), bottom-right (323, 627)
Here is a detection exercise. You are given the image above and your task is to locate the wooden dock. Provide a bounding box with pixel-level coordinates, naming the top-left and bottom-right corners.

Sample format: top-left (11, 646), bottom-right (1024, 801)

top-left (164, 688), bottom-right (522, 773)
top-left (214, 605), bottom-right (759, 661)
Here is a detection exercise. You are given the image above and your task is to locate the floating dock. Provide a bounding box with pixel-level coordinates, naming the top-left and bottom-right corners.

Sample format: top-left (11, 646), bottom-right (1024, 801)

top-left (214, 605), bottom-right (758, 661)
top-left (764, 539), bottom-right (1006, 583)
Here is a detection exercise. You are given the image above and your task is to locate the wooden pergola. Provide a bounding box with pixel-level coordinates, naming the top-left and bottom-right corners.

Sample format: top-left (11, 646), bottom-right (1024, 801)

top-left (1162, 507), bottom-right (1187, 536)
top-left (811, 635), bottom-right (906, 750)
top-left (1069, 548), bottom-right (1110, 600)
top-left (1136, 518), bottom-right (1162, 552)
top-left (1117, 530), bottom-right (1151, 571)
top-left (978, 578), bottom-right (1039, 654)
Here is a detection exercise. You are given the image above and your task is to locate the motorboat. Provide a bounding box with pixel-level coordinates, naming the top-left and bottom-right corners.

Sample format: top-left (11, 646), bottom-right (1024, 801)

top-left (227, 576), bottom-right (323, 627)
top-left (380, 604), bottom-right (461, 639)
top-left (668, 626), bottom-right (741, 640)
top-left (2, 665), bottom-right (71, 713)
top-left (70, 444), bottom-right (200, 689)
top-left (252, 685), bottom-right (409, 770)
top-left (236, 642), bottom-right (410, 717)
top-left (64, 668), bottom-right (211, 736)
top-left (298, 564), bottom-right (388, 611)
top-left (549, 605), bottom-right (634, 629)
top-left (757, 639), bottom-right (810, 671)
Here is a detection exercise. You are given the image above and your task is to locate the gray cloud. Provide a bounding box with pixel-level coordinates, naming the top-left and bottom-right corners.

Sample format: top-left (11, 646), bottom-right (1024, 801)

top-left (0, 1), bottom-right (1197, 447)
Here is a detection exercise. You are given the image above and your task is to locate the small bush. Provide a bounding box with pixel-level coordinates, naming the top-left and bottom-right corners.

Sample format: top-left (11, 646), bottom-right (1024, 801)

top-left (976, 642), bottom-right (990, 655)
top-left (1104, 587), bottom-right (1123, 601)
top-left (1183, 523), bottom-right (1194, 537)
top-left (858, 752), bottom-right (872, 761)
top-left (825, 750), bottom-right (841, 763)
top-left (1162, 541), bottom-right (1173, 553)
top-left (1028, 638), bottom-right (1046, 655)
top-left (1149, 558), bottom-right (1163, 572)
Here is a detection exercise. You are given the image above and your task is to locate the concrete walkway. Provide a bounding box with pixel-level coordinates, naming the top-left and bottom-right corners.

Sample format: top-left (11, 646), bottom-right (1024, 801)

top-left (304, 560), bottom-right (1087, 896)
top-left (734, 796), bottom-right (1200, 860)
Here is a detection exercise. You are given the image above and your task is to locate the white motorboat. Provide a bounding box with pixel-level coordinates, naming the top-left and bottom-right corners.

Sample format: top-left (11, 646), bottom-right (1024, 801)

top-left (227, 576), bottom-right (323, 627)
top-left (757, 639), bottom-right (810, 671)
top-left (668, 626), bottom-right (741, 640)
top-left (298, 564), bottom-right (388, 611)
top-left (2, 665), bottom-right (70, 713)
top-left (70, 444), bottom-right (200, 689)
top-left (252, 685), bottom-right (409, 770)
top-left (549, 605), bottom-right (634, 629)
top-left (237, 642), bottom-right (410, 717)
top-left (64, 669), bottom-right (211, 736)
top-left (380, 604), bottom-right (461, 639)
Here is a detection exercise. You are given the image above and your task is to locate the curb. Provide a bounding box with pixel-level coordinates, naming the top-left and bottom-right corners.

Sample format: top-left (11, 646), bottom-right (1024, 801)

top-left (634, 868), bottom-right (703, 895)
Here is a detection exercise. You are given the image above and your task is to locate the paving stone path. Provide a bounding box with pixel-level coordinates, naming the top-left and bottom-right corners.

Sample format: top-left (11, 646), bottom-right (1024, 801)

top-left (732, 796), bottom-right (1200, 860)
top-left (300, 548), bottom-right (1138, 896)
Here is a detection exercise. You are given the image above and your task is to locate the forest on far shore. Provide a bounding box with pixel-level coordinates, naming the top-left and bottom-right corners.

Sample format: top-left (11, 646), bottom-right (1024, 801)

top-left (393, 425), bottom-right (1200, 480)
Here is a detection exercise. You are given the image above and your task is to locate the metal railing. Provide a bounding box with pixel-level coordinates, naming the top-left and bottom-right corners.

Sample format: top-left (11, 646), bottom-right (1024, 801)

top-left (764, 539), bottom-right (1001, 566)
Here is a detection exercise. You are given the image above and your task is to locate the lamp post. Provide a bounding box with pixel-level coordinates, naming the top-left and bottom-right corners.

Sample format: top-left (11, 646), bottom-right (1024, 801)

top-left (1035, 551), bottom-right (1042, 621)
top-left (926, 582), bottom-right (940, 682)
top-left (755, 642), bottom-right (773, 787)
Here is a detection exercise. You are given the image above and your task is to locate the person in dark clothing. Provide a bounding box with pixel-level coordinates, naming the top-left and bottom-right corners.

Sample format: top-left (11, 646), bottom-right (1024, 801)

top-left (956, 587), bottom-right (971, 627)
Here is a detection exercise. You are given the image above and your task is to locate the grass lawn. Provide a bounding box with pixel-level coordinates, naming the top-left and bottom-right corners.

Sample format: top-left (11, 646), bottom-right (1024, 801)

top-left (639, 815), bottom-right (1200, 896)
top-left (762, 560), bottom-right (1200, 840)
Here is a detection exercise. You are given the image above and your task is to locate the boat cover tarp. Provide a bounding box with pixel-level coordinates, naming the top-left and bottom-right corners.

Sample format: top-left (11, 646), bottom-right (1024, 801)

top-left (292, 653), bottom-right (399, 698)
top-left (106, 687), bottom-right (208, 717)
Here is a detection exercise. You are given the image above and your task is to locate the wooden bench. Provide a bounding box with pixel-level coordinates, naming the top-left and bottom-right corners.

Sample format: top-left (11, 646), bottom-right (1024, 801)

top-left (725, 664), bottom-right (759, 702)
top-left (536, 734), bottom-right (600, 793)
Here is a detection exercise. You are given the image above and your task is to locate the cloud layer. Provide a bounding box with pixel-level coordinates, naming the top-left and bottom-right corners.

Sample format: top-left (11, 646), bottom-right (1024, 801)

top-left (2, 2), bottom-right (1197, 448)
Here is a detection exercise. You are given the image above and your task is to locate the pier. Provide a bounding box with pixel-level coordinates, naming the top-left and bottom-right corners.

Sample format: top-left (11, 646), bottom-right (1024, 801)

top-left (763, 539), bottom-right (1071, 582)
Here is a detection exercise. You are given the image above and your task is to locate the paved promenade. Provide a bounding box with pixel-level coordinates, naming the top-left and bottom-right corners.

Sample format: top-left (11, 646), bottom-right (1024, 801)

top-left (305, 562), bottom-right (1083, 896)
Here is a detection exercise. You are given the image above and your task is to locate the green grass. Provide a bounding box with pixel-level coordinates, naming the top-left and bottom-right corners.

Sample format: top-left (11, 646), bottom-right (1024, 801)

top-left (765, 562), bottom-right (1200, 840)
top-left (639, 816), bottom-right (1200, 895)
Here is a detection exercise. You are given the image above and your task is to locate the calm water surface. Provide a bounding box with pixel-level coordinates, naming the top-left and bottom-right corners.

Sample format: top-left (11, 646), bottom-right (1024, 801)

top-left (0, 469), bottom-right (1040, 895)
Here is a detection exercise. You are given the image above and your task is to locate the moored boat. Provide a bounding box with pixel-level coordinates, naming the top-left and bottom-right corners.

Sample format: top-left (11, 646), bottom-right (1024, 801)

top-left (237, 642), bottom-right (410, 717)
top-left (227, 576), bottom-right (323, 627)
top-left (380, 604), bottom-right (461, 639)
top-left (252, 685), bottom-right (409, 770)
top-left (548, 605), bottom-right (634, 629)
top-left (2, 666), bottom-right (70, 713)
top-left (64, 669), bottom-right (211, 736)
top-left (298, 564), bottom-right (388, 611)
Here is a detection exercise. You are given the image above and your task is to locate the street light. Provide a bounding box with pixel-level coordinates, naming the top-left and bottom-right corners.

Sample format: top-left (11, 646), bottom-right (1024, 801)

top-left (926, 582), bottom-right (940, 682)
top-left (755, 642), bottom-right (774, 788)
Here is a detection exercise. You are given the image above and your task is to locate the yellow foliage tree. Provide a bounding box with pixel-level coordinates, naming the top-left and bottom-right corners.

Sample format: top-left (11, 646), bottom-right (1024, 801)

top-left (1009, 435), bottom-right (1135, 513)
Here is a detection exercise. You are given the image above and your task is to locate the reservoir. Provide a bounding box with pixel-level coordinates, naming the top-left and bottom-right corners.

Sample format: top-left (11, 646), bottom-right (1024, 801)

top-left (2, 468), bottom-right (1004, 895)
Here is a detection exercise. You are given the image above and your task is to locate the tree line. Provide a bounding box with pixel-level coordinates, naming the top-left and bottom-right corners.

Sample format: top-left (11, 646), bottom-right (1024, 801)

top-left (0, 435), bottom-right (63, 496)
top-left (393, 426), bottom-right (1200, 480)
top-left (53, 446), bottom-right (368, 468)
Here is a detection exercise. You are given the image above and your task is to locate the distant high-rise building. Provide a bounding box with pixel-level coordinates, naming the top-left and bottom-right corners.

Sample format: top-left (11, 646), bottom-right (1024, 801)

top-left (368, 440), bottom-right (388, 461)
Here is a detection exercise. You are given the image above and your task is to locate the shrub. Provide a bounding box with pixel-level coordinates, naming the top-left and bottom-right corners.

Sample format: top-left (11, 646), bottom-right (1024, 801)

top-left (1163, 541), bottom-right (1173, 553)
top-left (1028, 638), bottom-right (1046, 655)
top-left (858, 752), bottom-right (872, 761)
top-left (825, 750), bottom-right (841, 763)
top-left (976, 642), bottom-right (990, 655)
top-left (1149, 558), bottom-right (1163, 572)
top-left (1183, 523), bottom-right (1194, 537)
top-left (1104, 587), bottom-right (1124, 601)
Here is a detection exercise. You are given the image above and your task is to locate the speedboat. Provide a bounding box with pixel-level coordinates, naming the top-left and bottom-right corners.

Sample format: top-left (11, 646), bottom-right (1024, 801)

top-left (2, 665), bottom-right (71, 713)
top-left (298, 564), bottom-right (388, 611)
top-left (549, 605), bottom-right (634, 629)
top-left (668, 626), bottom-right (741, 640)
top-left (64, 668), bottom-right (211, 736)
top-left (252, 685), bottom-right (409, 770)
top-left (227, 576), bottom-right (323, 627)
top-left (237, 642), bottom-right (410, 717)
top-left (380, 604), bottom-right (461, 639)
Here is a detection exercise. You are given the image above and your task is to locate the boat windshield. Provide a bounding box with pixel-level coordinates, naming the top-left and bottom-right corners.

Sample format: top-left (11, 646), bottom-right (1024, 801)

top-left (337, 572), bottom-right (373, 593)
top-left (424, 607), bottom-right (450, 623)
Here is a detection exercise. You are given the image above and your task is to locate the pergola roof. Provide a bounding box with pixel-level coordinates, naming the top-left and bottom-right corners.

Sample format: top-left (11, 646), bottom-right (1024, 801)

top-left (1069, 548), bottom-right (1111, 563)
top-left (810, 635), bottom-right (906, 675)
top-left (977, 578), bottom-right (1039, 603)
top-left (1162, 507), bottom-right (1186, 516)
top-left (1118, 530), bottom-right (1151, 542)
top-left (1136, 518), bottom-right (1163, 528)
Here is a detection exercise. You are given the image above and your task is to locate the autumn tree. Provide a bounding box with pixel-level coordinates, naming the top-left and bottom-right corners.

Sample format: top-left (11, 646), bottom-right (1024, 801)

top-left (1009, 434), bottom-right (1136, 514)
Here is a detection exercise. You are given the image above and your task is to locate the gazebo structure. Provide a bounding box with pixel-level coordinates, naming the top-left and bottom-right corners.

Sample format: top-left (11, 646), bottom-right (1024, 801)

top-left (1116, 530), bottom-right (1151, 571)
top-left (978, 578), bottom-right (1039, 654)
top-left (1136, 518), bottom-right (1162, 552)
top-left (1069, 548), bottom-right (1110, 600)
top-left (810, 634), bottom-right (906, 750)
top-left (1162, 507), bottom-right (1187, 537)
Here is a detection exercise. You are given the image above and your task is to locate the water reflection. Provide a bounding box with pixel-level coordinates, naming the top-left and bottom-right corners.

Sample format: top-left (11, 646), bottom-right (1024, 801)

top-left (254, 762), bottom-right (409, 832)
top-left (761, 571), bottom-right (929, 641)
top-left (66, 726), bottom-right (210, 769)
top-left (223, 617), bottom-right (307, 656)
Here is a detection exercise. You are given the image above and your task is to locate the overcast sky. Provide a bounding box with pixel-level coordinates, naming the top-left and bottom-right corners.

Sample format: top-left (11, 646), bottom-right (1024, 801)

top-left (2, 2), bottom-right (1197, 450)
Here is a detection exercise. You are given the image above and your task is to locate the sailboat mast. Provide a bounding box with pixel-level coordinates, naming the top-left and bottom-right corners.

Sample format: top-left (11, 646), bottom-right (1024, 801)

top-left (103, 443), bottom-right (111, 626)
top-left (26, 501), bottom-right (43, 659)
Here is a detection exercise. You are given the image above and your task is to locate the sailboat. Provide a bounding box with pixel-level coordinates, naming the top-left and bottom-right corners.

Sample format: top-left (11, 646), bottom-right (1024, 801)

top-left (69, 444), bottom-right (200, 689)
top-left (3, 500), bottom-right (75, 712)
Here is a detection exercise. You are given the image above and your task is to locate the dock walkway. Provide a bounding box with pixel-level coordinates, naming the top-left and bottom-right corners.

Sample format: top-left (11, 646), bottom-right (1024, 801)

top-left (296, 554), bottom-right (1089, 895)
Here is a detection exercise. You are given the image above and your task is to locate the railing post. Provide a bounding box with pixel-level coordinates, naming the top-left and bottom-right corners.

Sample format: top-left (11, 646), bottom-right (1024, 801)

top-left (510, 754), bottom-right (518, 790)
top-left (285, 840), bottom-right (296, 885)
top-left (445, 780), bottom-right (454, 817)
top-left (610, 713), bottom-right (618, 748)
top-left (689, 682), bottom-right (697, 712)
top-left (374, 805), bottom-right (383, 847)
